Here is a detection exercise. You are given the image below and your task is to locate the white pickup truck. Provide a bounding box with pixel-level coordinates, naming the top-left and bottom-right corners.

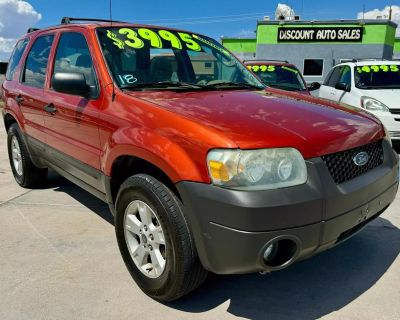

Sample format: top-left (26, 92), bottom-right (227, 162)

top-left (319, 59), bottom-right (400, 141)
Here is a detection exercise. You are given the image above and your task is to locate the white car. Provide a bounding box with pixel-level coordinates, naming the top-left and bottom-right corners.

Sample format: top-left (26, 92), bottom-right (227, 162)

top-left (319, 60), bottom-right (400, 141)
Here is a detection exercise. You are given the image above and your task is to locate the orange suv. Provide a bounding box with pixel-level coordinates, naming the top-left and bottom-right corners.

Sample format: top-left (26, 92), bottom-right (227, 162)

top-left (2, 17), bottom-right (398, 301)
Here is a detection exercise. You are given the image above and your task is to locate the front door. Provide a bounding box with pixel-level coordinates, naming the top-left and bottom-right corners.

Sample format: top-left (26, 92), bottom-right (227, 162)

top-left (43, 31), bottom-right (103, 191)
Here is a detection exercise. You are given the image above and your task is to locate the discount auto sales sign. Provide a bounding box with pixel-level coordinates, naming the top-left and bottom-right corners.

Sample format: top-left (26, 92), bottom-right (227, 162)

top-left (278, 27), bottom-right (363, 42)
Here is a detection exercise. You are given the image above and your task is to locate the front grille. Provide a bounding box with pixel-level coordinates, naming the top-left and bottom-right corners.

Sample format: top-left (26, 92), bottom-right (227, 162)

top-left (321, 140), bottom-right (384, 184)
top-left (389, 108), bottom-right (400, 115)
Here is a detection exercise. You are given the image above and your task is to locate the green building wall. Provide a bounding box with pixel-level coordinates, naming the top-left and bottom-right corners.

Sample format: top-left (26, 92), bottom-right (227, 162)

top-left (394, 38), bottom-right (400, 58)
top-left (222, 21), bottom-right (397, 59)
top-left (256, 23), bottom-right (396, 46)
top-left (221, 38), bottom-right (256, 60)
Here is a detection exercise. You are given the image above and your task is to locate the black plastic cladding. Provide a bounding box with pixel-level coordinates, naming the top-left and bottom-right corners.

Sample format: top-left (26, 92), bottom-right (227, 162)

top-left (321, 139), bottom-right (384, 184)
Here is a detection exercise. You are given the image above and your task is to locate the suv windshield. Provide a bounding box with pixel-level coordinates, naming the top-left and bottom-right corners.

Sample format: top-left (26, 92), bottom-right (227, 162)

top-left (247, 64), bottom-right (306, 91)
top-left (97, 27), bottom-right (264, 90)
top-left (354, 64), bottom-right (400, 89)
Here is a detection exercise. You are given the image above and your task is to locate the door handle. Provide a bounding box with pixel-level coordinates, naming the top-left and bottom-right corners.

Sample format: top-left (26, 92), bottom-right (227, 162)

top-left (44, 103), bottom-right (57, 115)
top-left (15, 95), bottom-right (24, 104)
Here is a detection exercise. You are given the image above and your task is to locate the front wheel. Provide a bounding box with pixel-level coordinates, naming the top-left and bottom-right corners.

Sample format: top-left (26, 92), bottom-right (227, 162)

top-left (115, 174), bottom-right (207, 301)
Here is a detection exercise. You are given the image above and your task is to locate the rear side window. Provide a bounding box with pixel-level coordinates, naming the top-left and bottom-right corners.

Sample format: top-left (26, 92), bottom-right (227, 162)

top-left (6, 38), bottom-right (29, 81)
top-left (326, 67), bottom-right (342, 87)
top-left (53, 32), bottom-right (97, 91)
top-left (22, 35), bottom-right (54, 88)
top-left (323, 69), bottom-right (334, 85)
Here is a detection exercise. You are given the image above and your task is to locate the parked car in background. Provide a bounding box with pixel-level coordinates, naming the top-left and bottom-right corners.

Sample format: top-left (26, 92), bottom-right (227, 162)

top-left (2, 18), bottom-right (399, 301)
top-left (319, 60), bottom-right (400, 141)
top-left (244, 60), bottom-right (320, 94)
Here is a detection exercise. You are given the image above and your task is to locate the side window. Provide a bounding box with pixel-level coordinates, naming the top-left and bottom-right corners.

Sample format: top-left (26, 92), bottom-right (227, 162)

top-left (323, 69), bottom-right (334, 86)
top-left (338, 66), bottom-right (351, 86)
top-left (327, 67), bottom-right (342, 87)
top-left (22, 35), bottom-right (54, 88)
top-left (6, 38), bottom-right (29, 81)
top-left (53, 32), bottom-right (97, 92)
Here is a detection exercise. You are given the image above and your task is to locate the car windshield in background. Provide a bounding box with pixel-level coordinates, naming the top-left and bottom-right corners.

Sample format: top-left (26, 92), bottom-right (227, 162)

top-left (355, 64), bottom-right (400, 89)
top-left (247, 64), bottom-right (306, 91)
top-left (96, 27), bottom-right (264, 91)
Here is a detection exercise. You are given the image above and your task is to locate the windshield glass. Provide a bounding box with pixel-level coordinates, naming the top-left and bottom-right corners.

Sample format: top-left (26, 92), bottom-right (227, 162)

top-left (96, 27), bottom-right (264, 90)
top-left (355, 64), bottom-right (400, 89)
top-left (247, 64), bottom-right (306, 91)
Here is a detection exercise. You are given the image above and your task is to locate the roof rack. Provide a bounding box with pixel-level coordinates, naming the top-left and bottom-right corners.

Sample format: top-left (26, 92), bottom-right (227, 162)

top-left (61, 17), bottom-right (128, 24)
top-left (27, 27), bottom-right (40, 33)
top-left (243, 59), bottom-right (290, 64)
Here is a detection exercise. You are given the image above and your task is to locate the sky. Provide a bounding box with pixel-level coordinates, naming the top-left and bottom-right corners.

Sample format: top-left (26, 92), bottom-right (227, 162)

top-left (0, 0), bottom-right (399, 60)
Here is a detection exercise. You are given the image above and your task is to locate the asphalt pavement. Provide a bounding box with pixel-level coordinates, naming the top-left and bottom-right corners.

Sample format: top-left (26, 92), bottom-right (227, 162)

top-left (0, 119), bottom-right (399, 320)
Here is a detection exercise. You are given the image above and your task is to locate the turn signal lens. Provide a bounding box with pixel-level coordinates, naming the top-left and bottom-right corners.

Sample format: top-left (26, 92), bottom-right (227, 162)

top-left (208, 160), bottom-right (230, 182)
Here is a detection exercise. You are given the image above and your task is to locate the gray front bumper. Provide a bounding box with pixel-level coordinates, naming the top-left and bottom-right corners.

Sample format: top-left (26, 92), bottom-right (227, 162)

top-left (177, 141), bottom-right (399, 274)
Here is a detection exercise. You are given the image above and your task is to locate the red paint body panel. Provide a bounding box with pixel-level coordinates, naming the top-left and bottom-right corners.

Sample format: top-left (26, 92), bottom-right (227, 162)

top-left (1, 23), bottom-right (385, 185)
top-left (125, 89), bottom-right (383, 158)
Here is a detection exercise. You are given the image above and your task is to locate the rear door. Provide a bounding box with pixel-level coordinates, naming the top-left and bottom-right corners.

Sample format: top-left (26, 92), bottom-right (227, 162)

top-left (319, 66), bottom-right (341, 102)
top-left (43, 31), bottom-right (103, 191)
top-left (15, 34), bottom-right (54, 143)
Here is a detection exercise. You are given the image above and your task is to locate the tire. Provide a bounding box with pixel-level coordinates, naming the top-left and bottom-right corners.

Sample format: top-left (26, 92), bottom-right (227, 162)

top-left (115, 174), bottom-right (208, 301)
top-left (7, 123), bottom-right (48, 187)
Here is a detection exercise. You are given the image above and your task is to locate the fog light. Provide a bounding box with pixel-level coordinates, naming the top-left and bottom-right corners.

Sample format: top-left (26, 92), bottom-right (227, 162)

top-left (262, 238), bottom-right (299, 268)
top-left (263, 242), bottom-right (277, 261)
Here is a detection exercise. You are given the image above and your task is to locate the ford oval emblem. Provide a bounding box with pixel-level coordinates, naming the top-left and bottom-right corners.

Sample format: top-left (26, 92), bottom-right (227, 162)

top-left (353, 152), bottom-right (369, 166)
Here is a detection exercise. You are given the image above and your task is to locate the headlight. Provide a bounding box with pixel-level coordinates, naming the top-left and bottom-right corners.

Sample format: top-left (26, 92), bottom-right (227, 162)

top-left (207, 148), bottom-right (307, 190)
top-left (361, 97), bottom-right (390, 113)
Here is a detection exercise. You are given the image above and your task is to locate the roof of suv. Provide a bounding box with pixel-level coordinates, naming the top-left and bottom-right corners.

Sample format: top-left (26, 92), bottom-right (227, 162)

top-left (23, 17), bottom-right (210, 40)
top-left (243, 60), bottom-right (294, 67)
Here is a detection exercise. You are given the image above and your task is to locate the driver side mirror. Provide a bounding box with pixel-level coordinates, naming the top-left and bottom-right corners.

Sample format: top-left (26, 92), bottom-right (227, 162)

top-left (51, 72), bottom-right (90, 96)
top-left (307, 82), bottom-right (321, 91)
top-left (335, 82), bottom-right (351, 92)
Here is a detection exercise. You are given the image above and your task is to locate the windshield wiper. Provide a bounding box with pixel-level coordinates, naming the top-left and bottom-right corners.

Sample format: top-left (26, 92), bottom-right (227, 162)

top-left (267, 84), bottom-right (303, 91)
top-left (121, 81), bottom-right (204, 90)
top-left (204, 81), bottom-right (265, 90)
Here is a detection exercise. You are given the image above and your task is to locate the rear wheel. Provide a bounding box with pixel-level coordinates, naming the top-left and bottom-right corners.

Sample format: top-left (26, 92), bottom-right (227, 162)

top-left (7, 123), bottom-right (47, 187)
top-left (115, 174), bottom-right (207, 301)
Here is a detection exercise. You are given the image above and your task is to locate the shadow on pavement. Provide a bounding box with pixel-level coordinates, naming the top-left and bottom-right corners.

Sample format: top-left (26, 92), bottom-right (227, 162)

top-left (170, 218), bottom-right (400, 320)
top-left (38, 171), bottom-right (400, 319)
top-left (44, 170), bottom-right (114, 225)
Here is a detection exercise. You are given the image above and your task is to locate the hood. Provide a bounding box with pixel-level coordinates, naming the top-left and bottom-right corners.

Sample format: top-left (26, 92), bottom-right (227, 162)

top-left (125, 89), bottom-right (384, 159)
top-left (359, 89), bottom-right (400, 109)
